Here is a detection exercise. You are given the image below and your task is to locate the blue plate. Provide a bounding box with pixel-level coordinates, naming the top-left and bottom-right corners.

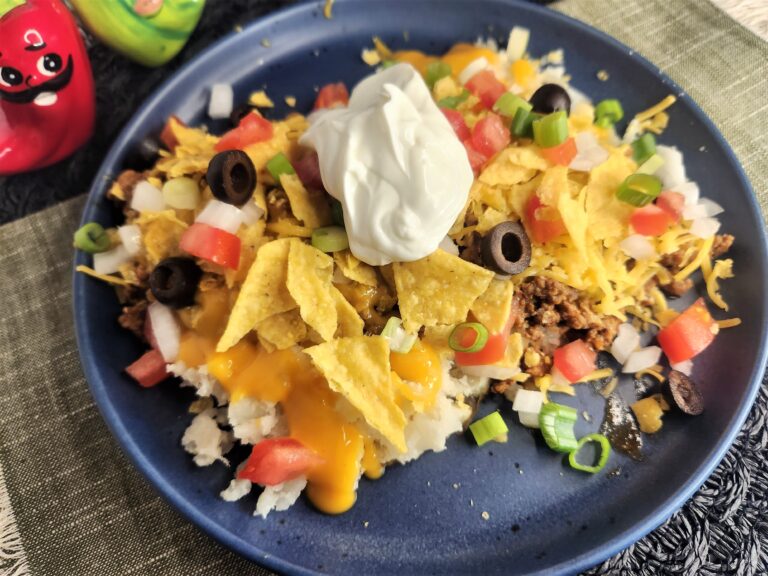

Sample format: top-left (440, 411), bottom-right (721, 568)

top-left (73, 1), bottom-right (768, 574)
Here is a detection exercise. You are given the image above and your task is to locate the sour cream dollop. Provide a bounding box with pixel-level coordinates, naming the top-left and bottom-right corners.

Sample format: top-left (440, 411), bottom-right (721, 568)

top-left (300, 63), bottom-right (473, 266)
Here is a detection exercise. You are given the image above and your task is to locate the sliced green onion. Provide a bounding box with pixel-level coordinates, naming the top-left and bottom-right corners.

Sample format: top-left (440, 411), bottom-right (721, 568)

top-left (469, 411), bottom-right (508, 446)
top-left (73, 222), bottom-right (111, 253)
top-left (631, 133), bottom-right (657, 165)
top-left (594, 99), bottom-right (624, 127)
top-left (162, 177), bottom-right (200, 210)
top-left (382, 317), bottom-right (417, 354)
top-left (616, 173), bottom-right (663, 206)
top-left (636, 153), bottom-right (665, 175)
top-left (512, 108), bottom-right (541, 138)
top-left (568, 433), bottom-right (611, 473)
top-left (538, 402), bottom-right (578, 453)
top-left (532, 110), bottom-right (568, 148)
top-left (266, 152), bottom-right (296, 183)
top-left (381, 59), bottom-right (397, 69)
top-left (493, 93), bottom-right (532, 119)
top-left (425, 61), bottom-right (452, 89)
top-left (330, 199), bottom-right (345, 227)
top-left (437, 90), bottom-right (469, 110)
top-left (311, 226), bottom-right (349, 252)
top-left (448, 322), bottom-right (489, 353)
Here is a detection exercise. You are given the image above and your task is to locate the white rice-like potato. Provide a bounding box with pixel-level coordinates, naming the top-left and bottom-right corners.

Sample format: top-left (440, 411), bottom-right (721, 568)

top-left (221, 477), bottom-right (253, 502)
top-left (255, 476), bottom-right (308, 518)
top-left (227, 398), bottom-right (287, 445)
top-left (181, 408), bottom-right (233, 467)
top-left (441, 361), bottom-right (490, 398)
top-left (168, 361), bottom-right (230, 405)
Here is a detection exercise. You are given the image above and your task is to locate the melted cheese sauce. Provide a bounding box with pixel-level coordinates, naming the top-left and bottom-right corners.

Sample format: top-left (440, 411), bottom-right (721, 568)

top-left (390, 340), bottom-right (442, 411)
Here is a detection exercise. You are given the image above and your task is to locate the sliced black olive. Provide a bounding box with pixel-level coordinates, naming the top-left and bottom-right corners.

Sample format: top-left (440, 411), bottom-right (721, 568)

top-left (207, 150), bottom-right (257, 206)
top-left (481, 221), bottom-right (531, 275)
top-left (529, 83), bottom-right (571, 115)
top-left (149, 257), bottom-right (202, 308)
top-left (124, 137), bottom-right (160, 170)
top-left (667, 370), bottom-right (704, 415)
top-left (230, 103), bottom-right (255, 126)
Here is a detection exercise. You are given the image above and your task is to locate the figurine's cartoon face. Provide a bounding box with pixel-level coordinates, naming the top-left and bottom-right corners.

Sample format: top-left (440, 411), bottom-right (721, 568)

top-left (0, 26), bottom-right (74, 107)
top-left (0, 0), bottom-right (95, 175)
top-left (70, 0), bottom-right (206, 67)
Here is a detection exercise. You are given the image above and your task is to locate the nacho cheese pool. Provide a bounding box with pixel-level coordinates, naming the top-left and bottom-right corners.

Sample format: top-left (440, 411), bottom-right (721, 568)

top-left (76, 30), bottom-right (738, 518)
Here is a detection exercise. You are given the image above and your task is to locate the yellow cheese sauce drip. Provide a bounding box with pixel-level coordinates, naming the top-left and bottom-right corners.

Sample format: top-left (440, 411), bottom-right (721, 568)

top-left (206, 340), bottom-right (370, 514)
top-left (390, 340), bottom-right (442, 412)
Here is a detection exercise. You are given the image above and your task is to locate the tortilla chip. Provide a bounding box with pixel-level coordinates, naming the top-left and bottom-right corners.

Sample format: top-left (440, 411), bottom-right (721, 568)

top-left (135, 211), bottom-right (188, 266)
top-left (334, 250), bottom-right (378, 287)
top-left (471, 181), bottom-right (507, 213)
top-left (256, 309), bottom-right (308, 350)
top-left (471, 279), bottom-right (515, 333)
top-left (286, 241), bottom-right (337, 342)
top-left (422, 325), bottom-right (455, 357)
top-left (226, 220), bottom-right (268, 288)
top-left (265, 219), bottom-right (313, 238)
top-left (217, 238), bottom-right (296, 352)
top-left (537, 165), bottom-right (569, 207)
top-left (478, 146), bottom-right (548, 187)
top-left (305, 336), bottom-right (407, 452)
top-left (245, 115), bottom-right (309, 177)
top-left (393, 249), bottom-right (494, 332)
top-left (280, 173), bottom-right (332, 228)
top-left (584, 150), bottom-right (636, 241)
top-left (330, 287), bottom-right (364, 337)
top-left (475, 207), bottom-right (509, 235)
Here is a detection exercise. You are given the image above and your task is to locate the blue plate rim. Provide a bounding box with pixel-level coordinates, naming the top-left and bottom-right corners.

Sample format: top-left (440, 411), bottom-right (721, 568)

top-left (72, 1), bottom-right (768, 574)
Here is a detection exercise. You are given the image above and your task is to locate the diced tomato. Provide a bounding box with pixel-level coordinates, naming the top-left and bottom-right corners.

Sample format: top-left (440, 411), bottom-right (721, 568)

top-left (237, 438), bottom-right (325, 486)
top-left (525, 195), bottom-right (567, 243)
top-left (126, 349), bottom-right (169, 388)
top-left (313, 82), bottom-right (349, 110)
top-left (293, 149), bottom-right (324, 190)
top-left (463, 140), bottom-right (488, 174)
top-left (539, 137), bottom-right (578, 166)
top-left (470, 113), bottom-right (510, 158)
top-left (630, 204), bottom-right (673, 236)
top-left (215, 112), bottom-right (273, 152)
top-left (656, 191), bottom-right (685, 222)
top-left (179, 223), bottom-right (241, 270)
top-left (657, 298), bottom-right (717, 364)
top-left (465, 70), bottom-right (507, 109)
top-left (553, 340), bottom-right (597, 383)
top-left (159, 116), bottom-right (185, 151)
top-left (442, 108), bottom-right (471, 141)
top-left (454, 332), bottom-right (507, 366)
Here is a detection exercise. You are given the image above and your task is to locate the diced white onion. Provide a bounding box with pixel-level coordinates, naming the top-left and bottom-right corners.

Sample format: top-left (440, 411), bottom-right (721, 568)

top-left (655, 145), bottom-right (687, 189)
top-left (148, 302), bottom-right (180, 362)
top-left (93, 245), bottom-right (131, 275)
top-left (458, 57), bottom-right (489, 85)
top-left (459, 363), bottom-right (521, 380)
top-left (671, 360), bottom-right (693, 376)
top-left (196, 199), bottom-right (244, 234)
top-left (241, 201), bottom-right (265, 226)
top-left (512, 389), bottom-right (544, 414)
top-left (506, 26), bottom-right (530, 62)
top-left (683, 198), bottom-right (722, 221)
top-left (696, 198), bottom-right (724, 218)
top-left (382, 317), bottom-right (417, 354)
top-left (622, 346), bottom-right (662, 374)
top-left (130, 181), bottom-right (165, 213)
top-left (439, 236), bottom-right (459, 256)
top-left (611, 323), bottom-right (641, 364)
top-left (518, 411), bottom-right (541, 429)
top-left (570, 132), bottom-right (609, 171)
top-left (670, 181), bottom-right (700, 206)
top-left (117, 225), bottom-right (142, 256)
top-left (690, 217), bottom-right (721, 238)
top-left (208, 83), bottom-right (234, 120)
top-left (619, 234), bottom-right (656, 260)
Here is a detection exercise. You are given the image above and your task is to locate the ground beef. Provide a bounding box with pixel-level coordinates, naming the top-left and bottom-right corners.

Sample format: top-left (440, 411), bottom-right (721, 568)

top-left (118, 300), bottom-right (148, 341)
top-left (266, 188), bottom-right (292, 221)
top-left (660, 278), bottom-right (693, 298)
top-left (711, 233), bottom-right (734, 258)
top-left (511, 276), bottom-right (620, 377)
top-left (108, 169), bottom-right (145, 204)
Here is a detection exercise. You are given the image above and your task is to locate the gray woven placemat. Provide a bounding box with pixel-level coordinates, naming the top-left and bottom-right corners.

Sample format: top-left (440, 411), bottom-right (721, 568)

top-left (0, 1), bottom-right (766, 575)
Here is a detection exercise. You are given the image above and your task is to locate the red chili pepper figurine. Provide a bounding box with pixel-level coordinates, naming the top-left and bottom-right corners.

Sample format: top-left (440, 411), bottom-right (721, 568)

top-left (0, 0), bottom-right (95, 175)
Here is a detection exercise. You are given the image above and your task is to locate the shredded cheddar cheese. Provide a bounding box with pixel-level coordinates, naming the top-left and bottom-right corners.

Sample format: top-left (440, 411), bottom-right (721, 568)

top-left (76, 265), bottom-right (135, 287)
